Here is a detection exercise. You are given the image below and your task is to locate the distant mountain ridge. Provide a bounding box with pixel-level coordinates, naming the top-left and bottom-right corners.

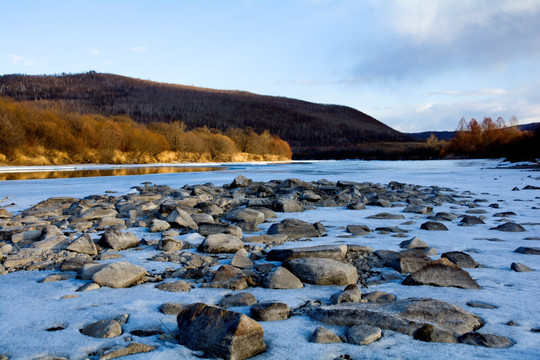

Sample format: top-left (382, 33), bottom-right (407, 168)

top-left (409, 122), bottom-right (540, 141)
top-left (0, 72), bottom-right (413, 157)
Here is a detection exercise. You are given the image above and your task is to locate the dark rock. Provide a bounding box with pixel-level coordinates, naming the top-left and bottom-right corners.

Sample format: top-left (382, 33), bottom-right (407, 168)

top-left (390, 250), bottom-right (432, 274)
top-left (346, 225), bottom-right (371, 236)
top-left (511, 262), bottom-right (533, 272)
top-left (165, 208), bottom-right (198, 230)
top-left (220, 292), bottom-right (257, 308)
top-left (514, 247), bottom-right (540, 255)
top-left (250, 302), bottom-right (290, 321)
top-left (267, 218), bottom-right (325, 239)
top-left (266, 244), bottom-right (347, 262)
top-left (286, 257), bottom-right (358, 285)
top-left (403, 205), bottom-right (433, 215)
top-left (460, 216), bottom-right (485, 226)
top-left (272, 198), bottom-right (304, 213)
top-left (493, 211), bottom-right (517, 217)
top-left (420, 221), bottom-right (448, 231)
top-left (198, 223), bottom-right (243, 238)
top-left (413, 324), bottom-right (457, 343)
top-left (491, 222), bottom-right (526, 232)
top-left (367, 213), bottom-right (405, 220)
top-left (156, 280), bottom-right (191, 292)
top-left (403, 258), bottom-right (481, 289)
top-left (230, 175), bottom-right (252, 188)
top-left (428, 212), bottom-right (458, 222)
top-left (458, 332), bottom-right (514, 348)
top-left (362, 291), bottom-right (396, 303)
top-left (176, 303), bottom-right (266, 360)
top-left (441, 251), bottom-right (477, 268)
top-left (466, 301), bottom-right (498, 309)
top-left (309, 326), bottom-right (342, 343)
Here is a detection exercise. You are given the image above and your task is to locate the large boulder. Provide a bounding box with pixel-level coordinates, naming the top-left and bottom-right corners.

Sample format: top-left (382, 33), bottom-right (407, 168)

top-left (267, 218), bottom-right (326, 239)
top-left (198, 234), bottom-right (244, 254)
top-left (311, 298), bottom-right (483, 340)
top-left (99, 230), bottom-right (139, 250)
top-left (286, 258), bottom-right (358, 285)
top-left (402, 258), bottom-right (481, 289)
top-left (92, 261), bottom-right (147, 288)
top-left (177, 303), bottom-right (266, 360)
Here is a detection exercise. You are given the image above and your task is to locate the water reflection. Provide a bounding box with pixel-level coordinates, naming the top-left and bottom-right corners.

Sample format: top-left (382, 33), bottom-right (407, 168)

top-left (0, 166), bottom-right (225, 181)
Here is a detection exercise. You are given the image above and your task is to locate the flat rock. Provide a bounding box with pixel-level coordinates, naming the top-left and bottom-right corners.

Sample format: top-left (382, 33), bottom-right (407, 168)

top-left (66, 234), bottom-right (98, 255)
top-left (460, 215), bottom-right (485, 226)
top-left (198, 223), bottom-right (243, 238)
top-left (441, 251), bottom-right (477, 268)
top-left (220, 292), bottom-right (257, 308)
top-left (399, 237), bottom-right (428, 250)
top-left (198, 234), bottom-right (244, 254)
top-left (266, 244), bottom-right (347, 262)
top-left (99, 230), bottom-right (139, 250)
top-left (156, 280), bottom-right (191, 292)
top-left (244, 234), bottom-right (289, 246)
top-left (347, 325), bottom-right (382, 345)
top-left (346, 225), bottom-right (371, 236)
top-left (309, 326), bottom-right (342, 344)
top-left (80, 319), bottom-right (122, 338)
top-left (420, 221), bottom-right (448, 231)
top-left (367, 212), bottom-right (405, 220)
top-left (250, 302), bottom-right (290, 321)
top-left (403, 205), bottom-right (433, 215)
top-left (491, 222), bottom-right (526, 232)
top-left (286, 257), bottom-right (358, 285)
top-left (100, 343), bottom-right (156, 360)
top-left (514, 247), bottom-right (540, 255)
top-left (311, 298), bottom-right (483, 338)
top-left (267, 218), bottom-right (325, 239)
top-left (226, 208), bottom-right (265, 224)
top-left (92, 261), bottom-right (147, 288)
top-left (160, 302), bottom-right (188, 316)
top-left (428, 212), bottom-right (458, 221)
top-left (177, 303), bottom-right (266, 360)
top-left (466, 301), bottom-right (498, 309)
top-left (413, 324), bottom-right (457, 343)
top-left (262, 266), bottom-right (303, 289)
top-left (362, 291), bottom-right (397, 303)
top-left (458, 332), bottom-right (514, 348)
top-left (403, 258), bottom-right (481, 289)
top-left (511, 262), bottom-right (533, 272)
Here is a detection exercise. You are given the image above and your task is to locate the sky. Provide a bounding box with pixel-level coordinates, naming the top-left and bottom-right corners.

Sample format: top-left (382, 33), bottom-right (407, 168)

top-left (1, 0), bottom-right (540, 132)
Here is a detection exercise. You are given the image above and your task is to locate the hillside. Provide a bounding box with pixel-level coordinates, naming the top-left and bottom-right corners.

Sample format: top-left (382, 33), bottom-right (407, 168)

top-left (0, 72), bottom-right (412, 157)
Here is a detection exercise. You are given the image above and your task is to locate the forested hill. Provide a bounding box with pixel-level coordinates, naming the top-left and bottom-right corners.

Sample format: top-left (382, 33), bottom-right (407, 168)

top-left (0, 73), bottom-right (412, 154)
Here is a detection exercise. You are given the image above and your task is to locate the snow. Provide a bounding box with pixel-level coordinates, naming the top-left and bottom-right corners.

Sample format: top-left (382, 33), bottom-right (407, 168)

top-left (0, 159), bottom-right (539, 360)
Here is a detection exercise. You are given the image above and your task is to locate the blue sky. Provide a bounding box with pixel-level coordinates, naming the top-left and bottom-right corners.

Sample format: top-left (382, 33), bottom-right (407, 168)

top-left (2, 0), bottom-right (539, 132)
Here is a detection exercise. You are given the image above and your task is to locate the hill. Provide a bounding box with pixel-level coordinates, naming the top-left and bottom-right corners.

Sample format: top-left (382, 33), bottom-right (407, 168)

top-left (0, 72), bottom-right (412, 157)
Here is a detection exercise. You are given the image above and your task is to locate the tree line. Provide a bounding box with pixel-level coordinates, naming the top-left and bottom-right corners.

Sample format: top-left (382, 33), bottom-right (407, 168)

top-left (0, 97), bottom-right (291, 165)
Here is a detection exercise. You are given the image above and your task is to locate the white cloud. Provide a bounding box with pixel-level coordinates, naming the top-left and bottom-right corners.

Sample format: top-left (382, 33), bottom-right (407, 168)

top-left (6, 54), bottom-right (37, 66)
top-left (427, 88), bottom-right (509, 97)
top-left (131, 46), bottom-right (148, 53)
top-left (85, 48), bottom-right (100, 55)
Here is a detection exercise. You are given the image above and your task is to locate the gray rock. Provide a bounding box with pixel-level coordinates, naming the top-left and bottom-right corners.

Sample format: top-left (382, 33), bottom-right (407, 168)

top-left (149, 219), bottom-right (171, 232)
top-left (204, 264), bottom-right (248, 290)
top-left (286, 258), bottom-right (358, 285)
top-left (266, 244), bottom-right (347, 262)
top-left (198, 234), bottom-right (244, 254)
top-left (330, 284), bottom-right (362, 305)
top-left (420, 221), bottom-right (448, 231)
top-left (493, 211), bottom-right (517, 217)
top-left (220, 292), bottom-right (257, 308)
top-left (165, 208), bottom-right (198, 230)
top-left (367, 212), bottom-right (405, 220)
top-left (262, 266), bottom-right (304, 289)
top-left (390, 250), bottom-right (432, 274)
top-left (226, 208), bottom-right (265, 225)
top-left (514, 247), bottom-right (540, 255)
top-left (346, 225), bottom-right (371, 236)
top-left (511, 262), bottom-right (533, 272)
top-left (92, 261), bottom-right (147, 288)
top-left (491, 222), bottom-right (526, 232)
top-left (413, 324), bottom-right (457, 343)
top-left (66, 234), bottom-right (98, 255)
top-left (80, 319), bottom-right (122, 338)
top-left (159, 238), bottom-right (192, 252)
top-left (428, 212), bottom-right (458, 221)
top-left (156, 280), bottom-right (191, 292)
top-left (244, 234), bottom-right (289, 246)
top-left (160, 302), bottom-right (188, 316)
top-left (100, 343), bottom-right (156, 360)
top-left (441, 251), bottom-right (476, 268)
top-left (403, 258), bottom-right (481, 289)
top-left (272, 198), bottom-right (304, 212)
top-left (458, 332), bottom-right (514, 348)
top-left (362, 291), bottom-right (396, 303)
top-left (267, 218), bottom-right (325, 239)
top-left (404, 205), bottom-right (433, 215)
top-left (460, 216), bottom-right (485, 226)
top-left (347, 325), bottom-right (382, 345)
top-left (230, 175), bottom-right (252, 188)
top-left (399, 237), bottom-right (429, 250)
top-left (198, 223), bottom-right (243, 238)
top-left (309, 326), bottom-right (342, 343)
top-left (250, 302), bottom-right (290, 321)
top-left (99, 230), bottom-right (139, 250)
top-left (190, 213), bottom-right (215, 225)
top-left (311, 298), bottom-right (483, 338)
top-left (466, 301), bottom-right (498, 309)
top-left (177, 303), bottom-right (266, 360)
top-left (231, 248), bottom-right (254, 269)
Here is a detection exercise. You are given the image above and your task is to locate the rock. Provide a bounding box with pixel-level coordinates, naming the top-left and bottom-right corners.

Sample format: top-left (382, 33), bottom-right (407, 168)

top-left (21, 197), bottom-right (77, 218)
top-left (362, 291), bottom-right (396, 303)
top-left (226, 208), bottom-right (265, 225)
top-left (441, 251), bottom-right (476, 268)
top-left (66, 234), bottom-right (98, 255)
top-left (403, 258), bottom-right (481, 289)
top-left (198, 223), bottom-right (243, 238)
top-left (60, 257), bottom-right (96, 272)
top-left (368, 199), bottom-right (391, 207)
top-left (491, 222), bottom-right (526, 232)
top-left (244, 234), bottom-right (288, 246)
top-left (230, 175), bottom-right (252, 188)
top-left (346, 225), bottom-right (371, 236)
top-left (165, 208), bottom-right (198, 230)
top-left (286, 258), bottom-right (358, 285)
top-left (262, 266), bottom-right (304, 289)
top-left (404, 205), bottom-right (433, 215)
top-left (267, 218), bottom-right (325, 239)
top-left (309, 326), bottom-right (342, 344)
top-left (160, 302), bottom-right (188, 316)
top-left (248, 206), bottom-right (277, 220)
top-left (159, 238), bottom-right (191, 252)
top-left (266, 244), bottom-right (347, 262)
top-left (0, 208), bottom-right (13, 218)
top-left (347, 325), bottom-right (382, 345)
top-left (80, 319), bottom-right (122, 338)
top-left (99, 230), bottom-right (139, 250)
top-left (149, 219), bottom-right (171, 232)
top-left (177, 303), bottom-right (266, 360)
top-left (367, 212), bottom-right (405, 220)
top-left (100, 343), bottom-right (156, 360)
top-left (311, 298), bottom-right (483, 338)
top-left (250, 302), bottom-right (290, 321)
top-left (156, 280), bottom-right (191, 292)
top-left (198, 234), bottom-right (244, 254)
top-left (460, 216), bottom-right (485, 226)
top-left (39, 273), bottom-right (73, 283)
top-left (420, 221), bottom-right (448, 231)
top-left (92, 261), bottom-right (147, 288)
top-left (514, 247), bottom-right (540, 255)
top-left (458, 332), bottom-right (514, 348)
top-left (78, 206), bottom-right (118, 221)
top-left (390, 250), bottom-right (432, 274)
top-left (204, 264), bottom-right (248, 290)
top-left (231, 248), bottom-right (254, 269)
top-left (272, 198), bottom-right (304, 212)
top-left (77, 283), bottom-right (101, 292)
top-left (466, 301), bottom-right (498, 309)
top-left (428, 212), bottom-right (458, 221)
top-left (399, 237), bottom-right (428, 250)
top-left (413, 324), bottom-right (457, 343)
top-left (511, 262), bottom-right (533, 272)
top-left (191, 213), bottom-right (215, 225)
top-left (330, 284), bottom-right (362, 305)
top-left (220, 292), bottom-right (258, 308)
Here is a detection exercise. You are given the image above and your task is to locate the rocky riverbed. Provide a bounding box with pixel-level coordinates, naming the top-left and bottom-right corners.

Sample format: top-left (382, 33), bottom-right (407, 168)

top-left (0, 173), bottom-right (539, 360)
